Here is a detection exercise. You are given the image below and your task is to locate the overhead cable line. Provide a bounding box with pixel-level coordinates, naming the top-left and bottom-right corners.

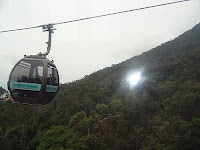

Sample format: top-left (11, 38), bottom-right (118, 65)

top-left (0, 25), bottom-right (44, 33)
top-left (53, 0), bottom-right (191, 26)
top-left (0, 0), bottom-right (191, 33)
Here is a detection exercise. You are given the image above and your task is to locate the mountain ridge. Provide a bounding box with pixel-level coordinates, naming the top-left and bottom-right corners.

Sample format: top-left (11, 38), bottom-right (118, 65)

top-left (76, 23), bottom-right (200, 86)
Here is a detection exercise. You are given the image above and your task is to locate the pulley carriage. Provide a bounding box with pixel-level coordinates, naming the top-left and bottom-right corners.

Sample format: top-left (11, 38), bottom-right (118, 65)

top-left (8, 24), bottom-right (59, 104)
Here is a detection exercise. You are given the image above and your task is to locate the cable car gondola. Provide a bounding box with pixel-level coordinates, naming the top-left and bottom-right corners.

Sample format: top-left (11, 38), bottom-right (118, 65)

top-left (8, 24), bottom-right (59, 105)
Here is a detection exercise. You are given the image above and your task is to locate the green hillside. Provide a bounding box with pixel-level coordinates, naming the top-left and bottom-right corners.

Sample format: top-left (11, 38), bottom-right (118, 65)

top-left (0, 23), bottom-right (200, 150)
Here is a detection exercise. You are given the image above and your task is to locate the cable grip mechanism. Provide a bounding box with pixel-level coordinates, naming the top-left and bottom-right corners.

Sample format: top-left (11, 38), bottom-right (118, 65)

top-left (37, 24), bottom-right (56, 57)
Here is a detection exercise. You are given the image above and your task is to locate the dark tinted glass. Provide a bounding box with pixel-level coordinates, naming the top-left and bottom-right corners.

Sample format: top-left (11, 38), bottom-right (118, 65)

top-left (46, 63), bottom-right (59, 86)
top-left (9, 59), bottom-right (43, 98)
top-left (10, 59), bottom-right (43, 83)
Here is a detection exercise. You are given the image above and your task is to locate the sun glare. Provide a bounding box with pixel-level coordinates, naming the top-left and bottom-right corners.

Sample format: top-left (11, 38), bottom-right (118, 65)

top-left (127, 72), bottom-right (142, 86)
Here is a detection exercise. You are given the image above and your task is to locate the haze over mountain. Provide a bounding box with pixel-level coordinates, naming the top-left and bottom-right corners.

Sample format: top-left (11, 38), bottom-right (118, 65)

top-left (0, 23), bottom-right (200, 150)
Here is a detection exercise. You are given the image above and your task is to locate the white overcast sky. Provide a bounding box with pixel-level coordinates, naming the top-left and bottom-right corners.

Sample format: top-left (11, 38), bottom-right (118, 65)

top-left (0, 0), bottom-right (200, 89)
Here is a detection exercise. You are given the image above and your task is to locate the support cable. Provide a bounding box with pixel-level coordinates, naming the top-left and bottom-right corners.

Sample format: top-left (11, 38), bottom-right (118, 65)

top-left (0, 0), bottom-right (191, 33)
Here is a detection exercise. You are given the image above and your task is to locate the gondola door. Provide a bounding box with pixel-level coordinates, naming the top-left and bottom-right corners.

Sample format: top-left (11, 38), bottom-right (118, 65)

top-left (8, 58), bottom-right (45, 104)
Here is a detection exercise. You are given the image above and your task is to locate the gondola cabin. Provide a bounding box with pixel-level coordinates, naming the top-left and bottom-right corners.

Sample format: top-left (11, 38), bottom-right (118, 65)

top-left (8, 55), bottom-right (59, 104)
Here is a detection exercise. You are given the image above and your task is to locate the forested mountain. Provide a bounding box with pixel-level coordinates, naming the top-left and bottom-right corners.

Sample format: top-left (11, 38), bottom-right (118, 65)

top-left (0, 87), bottom-right (6, 97)
top-left (1, 23), bottom-right (200, 150)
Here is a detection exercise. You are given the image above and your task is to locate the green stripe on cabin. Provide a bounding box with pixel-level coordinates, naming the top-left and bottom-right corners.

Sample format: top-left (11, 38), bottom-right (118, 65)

top-left (10, 82), bottom-right (41, 91)
top-left (46, 85), bottom-right (58, 92)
